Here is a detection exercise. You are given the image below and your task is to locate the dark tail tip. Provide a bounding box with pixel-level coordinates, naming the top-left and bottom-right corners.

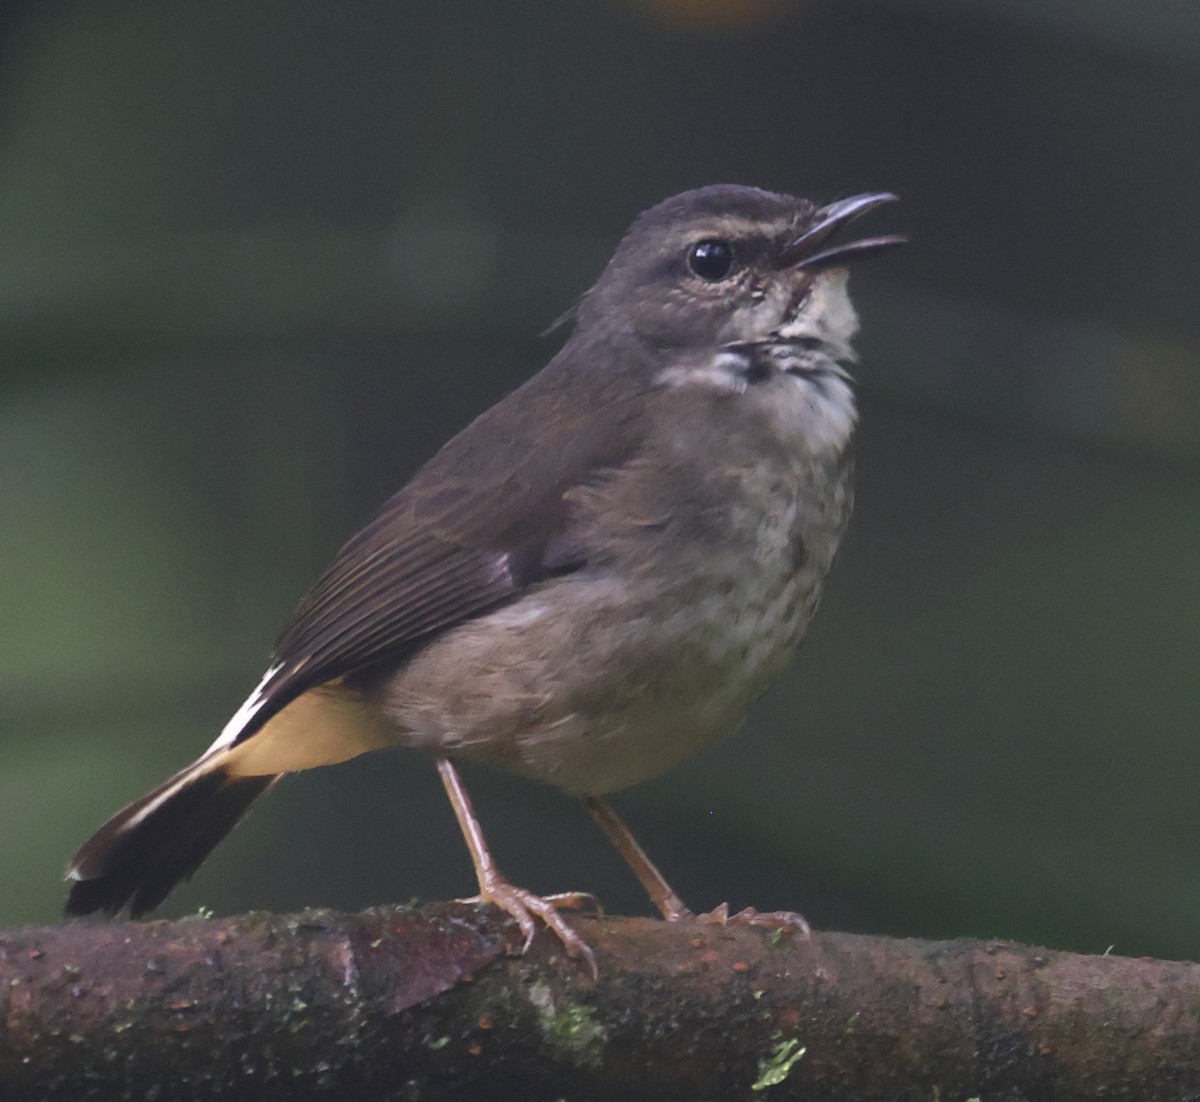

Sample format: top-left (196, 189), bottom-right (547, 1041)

top-left (65, 767), bottom-right (276, 919)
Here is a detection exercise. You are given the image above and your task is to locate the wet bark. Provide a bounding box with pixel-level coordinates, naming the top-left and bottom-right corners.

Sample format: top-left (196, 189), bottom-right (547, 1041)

top-left (1, 903), bottom-right (1197, 1100)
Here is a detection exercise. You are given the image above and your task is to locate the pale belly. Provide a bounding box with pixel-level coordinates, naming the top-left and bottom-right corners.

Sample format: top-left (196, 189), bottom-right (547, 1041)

top-left (377, 553), bottom-right (826, 796)
top-left (376, 427), bottom-right (851, 795)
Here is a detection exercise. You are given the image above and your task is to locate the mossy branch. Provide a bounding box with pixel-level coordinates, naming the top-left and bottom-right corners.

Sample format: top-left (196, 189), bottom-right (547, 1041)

top-left (1, 903), bottom-right (1197, 1100)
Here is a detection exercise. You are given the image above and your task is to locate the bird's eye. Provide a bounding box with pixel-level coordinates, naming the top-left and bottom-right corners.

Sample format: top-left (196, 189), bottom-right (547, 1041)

top-left (687, 238), bottom-right (735, 281)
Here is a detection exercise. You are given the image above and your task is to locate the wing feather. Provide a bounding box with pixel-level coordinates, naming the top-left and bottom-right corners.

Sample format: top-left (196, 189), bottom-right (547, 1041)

top-left (224, 371), bottom-right (645, 747)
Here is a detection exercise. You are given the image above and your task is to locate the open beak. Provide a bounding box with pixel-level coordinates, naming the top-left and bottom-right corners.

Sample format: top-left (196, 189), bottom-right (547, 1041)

top-left (778, 192), bottom-right (907, 273)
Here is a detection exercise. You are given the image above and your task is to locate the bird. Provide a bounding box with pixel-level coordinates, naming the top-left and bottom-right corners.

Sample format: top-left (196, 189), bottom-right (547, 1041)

top-left (65, 184), bottom-right (905, 973)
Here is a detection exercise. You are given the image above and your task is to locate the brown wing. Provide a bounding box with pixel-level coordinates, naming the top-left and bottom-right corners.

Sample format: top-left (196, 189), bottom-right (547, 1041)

top-left (225, 366), bottom-right (645, 746)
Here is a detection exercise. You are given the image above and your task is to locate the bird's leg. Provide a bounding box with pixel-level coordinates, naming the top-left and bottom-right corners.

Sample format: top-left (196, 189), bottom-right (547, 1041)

top-left (585, 795), bottom-right (695, 921)
top-left (585, 795), bottom-right (809, 937)
top-left (437, 757), bottom-right (598, 976)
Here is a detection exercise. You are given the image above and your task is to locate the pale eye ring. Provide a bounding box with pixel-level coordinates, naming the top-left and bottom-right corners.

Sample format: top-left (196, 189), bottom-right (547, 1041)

top-left (687, 238), bottom-right (735, 281)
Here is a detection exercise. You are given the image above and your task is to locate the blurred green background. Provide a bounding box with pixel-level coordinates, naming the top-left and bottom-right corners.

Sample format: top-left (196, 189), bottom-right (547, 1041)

top-left (2, 0), bottom-right (1198, 962)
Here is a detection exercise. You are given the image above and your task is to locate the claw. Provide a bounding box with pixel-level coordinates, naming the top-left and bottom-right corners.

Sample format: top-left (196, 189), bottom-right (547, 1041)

top-left (693, 902), bottom-right (811, 938)
top-left (541, 891), bottom-right (604, 917)
top-left (460, 883), bottom-right (600, 978)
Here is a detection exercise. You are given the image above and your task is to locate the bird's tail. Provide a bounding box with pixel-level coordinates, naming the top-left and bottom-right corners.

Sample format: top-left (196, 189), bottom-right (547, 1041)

top-left (64, 760), bottom-right (278, 918)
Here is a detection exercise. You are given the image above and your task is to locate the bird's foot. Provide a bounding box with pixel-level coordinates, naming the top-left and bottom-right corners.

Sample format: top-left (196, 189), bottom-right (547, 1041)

top-left (669, 901), bottom-right (811, 939)
top-left (459, 883), bottom-right (600, 977)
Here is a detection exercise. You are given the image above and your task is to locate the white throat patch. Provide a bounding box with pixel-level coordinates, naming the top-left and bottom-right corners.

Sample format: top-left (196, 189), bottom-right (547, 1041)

top-left (775, 269), bottom-right (860, 358)
top-left (653, 270), bottom-right (859, 457)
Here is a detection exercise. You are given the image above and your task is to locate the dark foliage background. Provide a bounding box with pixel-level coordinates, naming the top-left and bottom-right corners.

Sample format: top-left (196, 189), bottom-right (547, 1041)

top-left (3, 0), bottom-right (1197, 963)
